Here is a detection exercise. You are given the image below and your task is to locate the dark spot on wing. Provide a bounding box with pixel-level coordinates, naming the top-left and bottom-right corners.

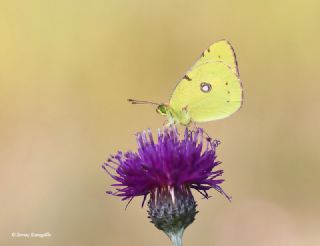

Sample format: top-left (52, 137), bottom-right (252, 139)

top-left (183, 74), bottom-right (192, 81)
top-left (182, 105), bottom-right (188, 112)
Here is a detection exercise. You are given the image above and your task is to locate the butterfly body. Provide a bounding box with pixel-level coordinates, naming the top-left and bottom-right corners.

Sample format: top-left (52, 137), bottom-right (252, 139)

top-left (131, 40), bottom-right (243, 126)
top-left (156, 104), bottom-right (191, 126)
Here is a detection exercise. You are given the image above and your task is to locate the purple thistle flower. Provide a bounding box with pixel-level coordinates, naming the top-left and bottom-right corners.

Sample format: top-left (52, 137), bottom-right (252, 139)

top-left (102, 126), bottom-right (230, 245)
top-left (103, 126), bottom-right (230, 203)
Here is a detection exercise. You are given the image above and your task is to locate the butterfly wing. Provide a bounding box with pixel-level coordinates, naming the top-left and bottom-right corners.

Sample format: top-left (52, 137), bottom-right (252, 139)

top-left (169, 40), bottom-right (242, 123)
top-left (192, 39), bottom-right (239, 76)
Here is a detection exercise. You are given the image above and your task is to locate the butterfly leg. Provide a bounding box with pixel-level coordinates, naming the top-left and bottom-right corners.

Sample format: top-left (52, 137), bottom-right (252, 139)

top-left (163, 118), bottom-right (176, 128)
top-left (162, 119), bottom-right (171, 127)
top-left (190, 121), bottom-right (221, 147)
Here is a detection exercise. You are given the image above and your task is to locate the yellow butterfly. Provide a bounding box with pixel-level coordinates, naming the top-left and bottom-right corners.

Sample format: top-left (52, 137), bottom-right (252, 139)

top-left (129, 40), bottom-right (243, 126)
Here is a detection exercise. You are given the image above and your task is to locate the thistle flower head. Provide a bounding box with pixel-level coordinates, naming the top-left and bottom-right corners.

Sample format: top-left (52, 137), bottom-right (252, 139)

top-left (102, 126), bottom-right (230, 241)
top-left (103, 126), bottom-right (230, 204)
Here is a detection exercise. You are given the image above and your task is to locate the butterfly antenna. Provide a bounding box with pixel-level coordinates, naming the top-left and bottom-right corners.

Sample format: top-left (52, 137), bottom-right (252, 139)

top-left (128, 99), bottom-right (160, 106)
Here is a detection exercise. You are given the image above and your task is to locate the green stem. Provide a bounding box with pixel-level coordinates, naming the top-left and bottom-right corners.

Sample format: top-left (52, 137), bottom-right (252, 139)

top-left (168, 230), bottom-right (183, 246)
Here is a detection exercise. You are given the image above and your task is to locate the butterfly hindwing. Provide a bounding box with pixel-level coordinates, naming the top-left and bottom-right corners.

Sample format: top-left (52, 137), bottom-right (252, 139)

top-left (170, 62), bottom-right (242, 122)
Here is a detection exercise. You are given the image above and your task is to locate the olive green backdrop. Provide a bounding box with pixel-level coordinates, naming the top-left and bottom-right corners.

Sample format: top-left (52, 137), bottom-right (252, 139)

top-left (1, 1), bottom-right (319, 245)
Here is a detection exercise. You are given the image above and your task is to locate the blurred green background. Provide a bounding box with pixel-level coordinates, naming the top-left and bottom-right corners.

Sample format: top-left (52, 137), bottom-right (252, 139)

top-left (1, 0), bottom-right (320, 245)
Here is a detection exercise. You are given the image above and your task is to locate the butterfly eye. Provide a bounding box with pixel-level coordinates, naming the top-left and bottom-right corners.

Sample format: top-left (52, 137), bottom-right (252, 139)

top-left (200, 82), bottom-right (212, 93)
top-left (156, 105), bottom-right (167, 115)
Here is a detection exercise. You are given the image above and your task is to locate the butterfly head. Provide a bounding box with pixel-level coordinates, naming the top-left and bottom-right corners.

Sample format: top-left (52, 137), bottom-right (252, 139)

top-left (128, 99), bottom-right (170, 117)
top-left (156, 104), bottom-right (169, 116)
